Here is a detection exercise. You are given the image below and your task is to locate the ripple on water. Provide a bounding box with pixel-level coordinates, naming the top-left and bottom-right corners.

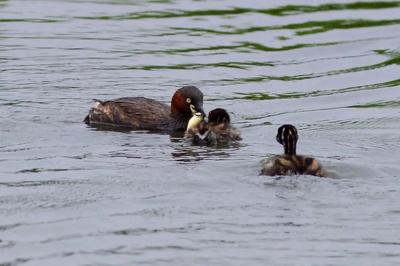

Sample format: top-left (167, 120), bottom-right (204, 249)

top-left (1, 0), bottom-right (400, 265)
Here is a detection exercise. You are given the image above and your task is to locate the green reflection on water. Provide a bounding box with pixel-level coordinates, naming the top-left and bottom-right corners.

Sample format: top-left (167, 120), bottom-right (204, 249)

top-left (0, 18), bottom-right (61, 23)
top-left (161, 41), bottom-right (339, 54)
top-left (350, 101), bottom-right (400, 108)
top-left (172, 18), bottom-right (400, 36)
top-left (131, 44), bottom-right (399, 83)
top-left (77, 1), bottom-right (400, 20)
top-left (292, 19), bottom-right (400, 35)
top-left (266, 1), bottom-right (400, 16)
top-left (233, 92), bottom-right (303, 100)
top-left (233, 78), bottom-right (400, 101)
top-left (214, 50), bottom-right (400, 83)
top-left (129, 61), bottom-right (274, 70)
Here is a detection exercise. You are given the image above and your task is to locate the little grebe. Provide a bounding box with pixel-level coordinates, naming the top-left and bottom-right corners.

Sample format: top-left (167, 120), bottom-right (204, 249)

top-left (185, 108), bottom-right (241, 144)
top-left (261, 124), bottom-right (325, 177)
top-left (84, 86), bottom-right (205, 132)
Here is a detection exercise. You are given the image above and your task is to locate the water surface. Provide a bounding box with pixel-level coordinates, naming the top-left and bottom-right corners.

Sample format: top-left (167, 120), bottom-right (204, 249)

top-left (1, 0), bottom-right (400, 265)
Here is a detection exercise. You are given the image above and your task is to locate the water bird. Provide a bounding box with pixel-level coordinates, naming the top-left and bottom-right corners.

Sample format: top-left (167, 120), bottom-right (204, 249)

top-left (84, 86), bottom-right (205, 132)
top-left (185, 108), bottom-right (241, 145)
top-left (261, 124), bottom-right (324, 177)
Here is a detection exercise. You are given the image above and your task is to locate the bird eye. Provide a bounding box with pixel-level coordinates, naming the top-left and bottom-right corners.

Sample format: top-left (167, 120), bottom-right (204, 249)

top-left (186, 98), bottom-right (191, 104)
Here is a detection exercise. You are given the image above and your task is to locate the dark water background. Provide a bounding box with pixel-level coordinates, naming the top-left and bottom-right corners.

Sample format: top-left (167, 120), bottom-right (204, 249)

top-left (1, 0), bottom-right (400, 265)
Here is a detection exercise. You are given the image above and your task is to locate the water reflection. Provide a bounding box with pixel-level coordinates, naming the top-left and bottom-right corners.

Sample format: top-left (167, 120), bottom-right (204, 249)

top-left (170, 137), bottom-right (241, 163)
top-left (171, 145), bottom-right (232, 163)
top-left (75, 2), bottom-right (400, 20)
top-left (171, 18), bottom-right (400, 36)
top-left (85, 124), bottom-right (239, 163)
top-left (2, 0), bottom-right (400, 264)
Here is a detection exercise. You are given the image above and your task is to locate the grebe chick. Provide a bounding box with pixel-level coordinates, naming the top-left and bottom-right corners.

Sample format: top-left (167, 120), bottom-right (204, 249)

top-left (84, 86), bottom-right (205, 132)
top-left (261, 124), bottom-right (324, 177)
top-left (185, 108), bottom-right (241, 144)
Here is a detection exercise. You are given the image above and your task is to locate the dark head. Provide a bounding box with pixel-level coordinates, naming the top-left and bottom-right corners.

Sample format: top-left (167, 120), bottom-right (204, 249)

top-left (171, 86), bottom-right (204, 119)
top-left (276, 124), bottom-right (298, 156)
top-left (208, 108), bottom-right (231, 125)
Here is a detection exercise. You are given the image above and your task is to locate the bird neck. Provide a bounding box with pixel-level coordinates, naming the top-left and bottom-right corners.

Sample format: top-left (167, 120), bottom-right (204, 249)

top-left (283, 140), bottom-right (297, 156)
top-left (167, 113), bottom-right (190, 131)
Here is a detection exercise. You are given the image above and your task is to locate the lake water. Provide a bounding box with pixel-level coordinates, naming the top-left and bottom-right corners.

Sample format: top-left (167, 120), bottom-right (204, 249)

top-left (1, 0), bottom-right (400, 265)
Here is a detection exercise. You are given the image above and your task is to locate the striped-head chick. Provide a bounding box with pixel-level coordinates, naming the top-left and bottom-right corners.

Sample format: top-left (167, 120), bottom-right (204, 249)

top-left (208, 108), bottom-right (231, 126)
top-left (276, 124), bottom-right (298, 156)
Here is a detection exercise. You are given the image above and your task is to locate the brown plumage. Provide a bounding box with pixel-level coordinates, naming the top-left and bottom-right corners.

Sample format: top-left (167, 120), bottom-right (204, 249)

top-left (261, 124), bottom-right (325, 177)
top-left (185, 108), bottom-right (241, 145)
top-left (84, 86), bottom-right (204, 132)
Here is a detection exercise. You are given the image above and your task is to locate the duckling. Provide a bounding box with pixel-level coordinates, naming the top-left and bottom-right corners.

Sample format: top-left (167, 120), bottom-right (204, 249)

top-left (84, 86), bottom-right (205, 132)
top-left (261, 124), bottom-right (324, 177)
top-left (185, 108), bottom-right (241, 144)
